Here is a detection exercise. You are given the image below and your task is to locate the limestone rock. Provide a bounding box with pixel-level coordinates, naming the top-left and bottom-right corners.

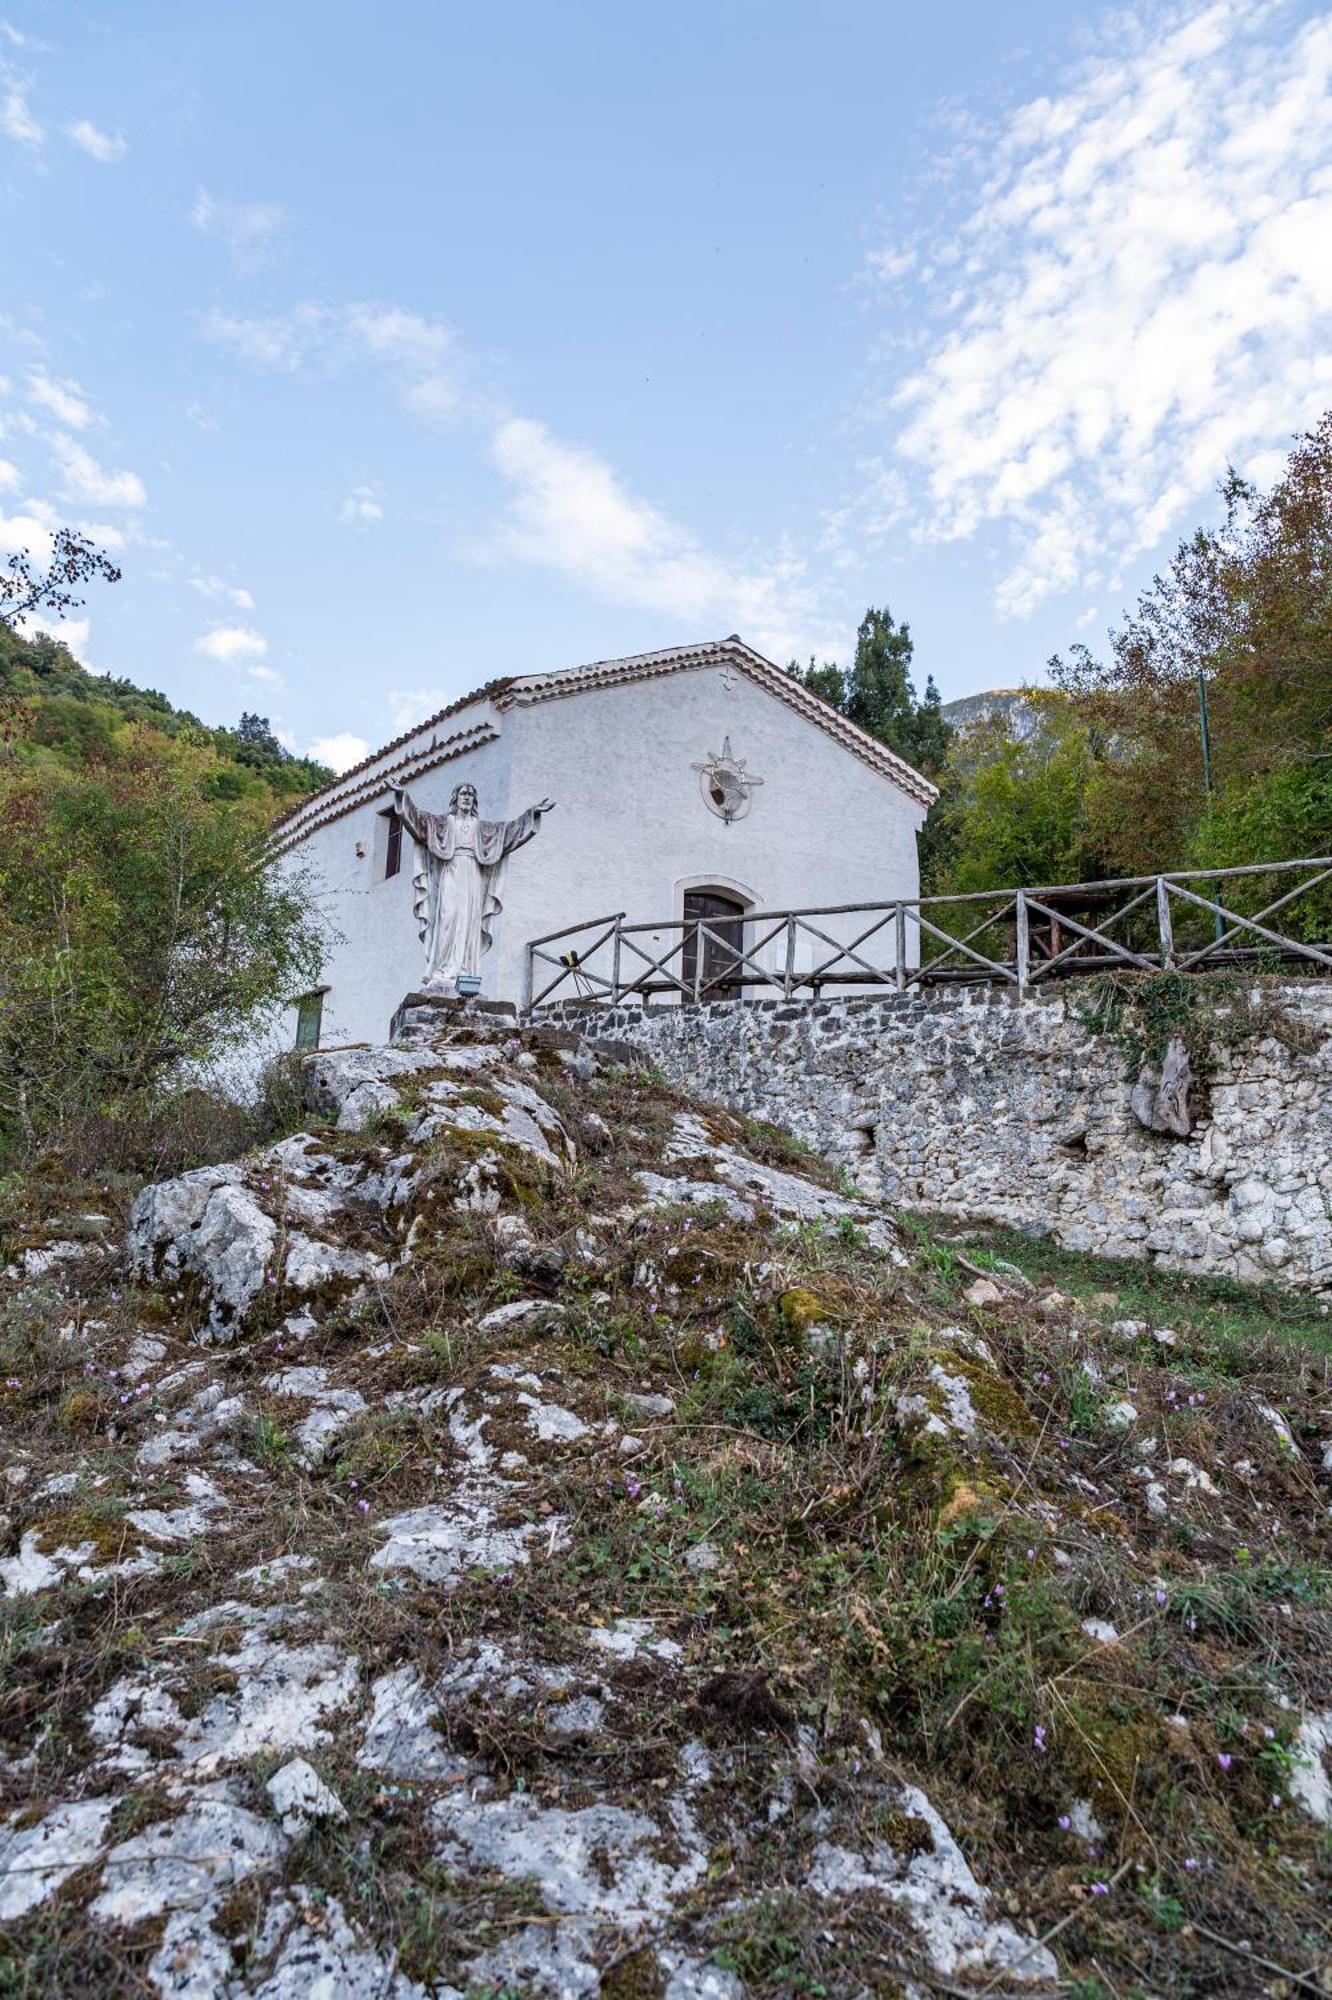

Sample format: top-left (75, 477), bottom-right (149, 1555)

top-left (1130, 1034), bottom-right (1193, 1137)
top-left (266, 1757), bottom-right (348, 1834)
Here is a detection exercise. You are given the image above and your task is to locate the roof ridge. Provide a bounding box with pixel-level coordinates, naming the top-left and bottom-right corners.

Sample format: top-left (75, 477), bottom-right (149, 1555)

top-left (271, 676), bottom-right (515, 831)
top-left (272, 634), bottom-right (938, 833)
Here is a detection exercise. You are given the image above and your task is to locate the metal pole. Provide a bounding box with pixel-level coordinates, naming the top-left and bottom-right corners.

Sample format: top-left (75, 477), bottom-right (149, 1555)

top-left (1198, 671), bottom-right (1224, 945)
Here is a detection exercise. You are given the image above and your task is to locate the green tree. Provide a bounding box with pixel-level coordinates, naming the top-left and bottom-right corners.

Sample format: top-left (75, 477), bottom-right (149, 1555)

top-left (0, 719), bottom-right (325, 1158)
top-left (927, 692), bottom-right (1106, 895)
top-left (789, 655), bottom-right (847, 711)
top-left (789, 606), bottom-right (953, 778)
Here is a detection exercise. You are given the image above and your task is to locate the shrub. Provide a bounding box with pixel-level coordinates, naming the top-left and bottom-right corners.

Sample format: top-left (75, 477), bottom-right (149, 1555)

top-left (0, 719), bottom-right (325, 1163)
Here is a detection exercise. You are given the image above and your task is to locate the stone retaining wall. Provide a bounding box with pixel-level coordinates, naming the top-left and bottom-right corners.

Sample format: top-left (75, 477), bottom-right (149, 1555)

top-left (536, 984), bottom-right (1332, 1294)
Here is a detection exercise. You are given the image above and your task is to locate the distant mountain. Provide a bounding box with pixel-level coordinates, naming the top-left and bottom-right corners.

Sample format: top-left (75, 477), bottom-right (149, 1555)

top-left (0, 621), bottom-right (331, 806)
top-left (940, 688), bottom-right (1042, 740)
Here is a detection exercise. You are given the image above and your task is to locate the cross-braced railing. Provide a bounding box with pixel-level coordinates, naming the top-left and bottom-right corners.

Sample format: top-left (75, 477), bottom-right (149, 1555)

top-left (521, 858), bottom-right (1332, 1012)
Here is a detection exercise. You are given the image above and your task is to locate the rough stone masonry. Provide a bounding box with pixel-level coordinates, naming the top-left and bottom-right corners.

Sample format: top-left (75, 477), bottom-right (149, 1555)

top-left (537, 981), bottom-right (1332, 1295)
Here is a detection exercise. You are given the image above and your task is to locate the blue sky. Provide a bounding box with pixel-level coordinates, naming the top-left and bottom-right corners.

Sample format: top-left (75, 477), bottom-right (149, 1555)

top-left (3, 0), bottom-right (1331, 770)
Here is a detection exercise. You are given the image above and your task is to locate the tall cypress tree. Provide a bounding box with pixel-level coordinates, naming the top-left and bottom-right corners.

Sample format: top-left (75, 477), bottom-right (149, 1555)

top-left (790, 607), bottom-right (952, 778)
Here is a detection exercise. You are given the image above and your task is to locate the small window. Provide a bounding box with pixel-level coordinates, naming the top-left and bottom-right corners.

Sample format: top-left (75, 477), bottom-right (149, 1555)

top-left (294, 991), bottom-right (324, 1051)
top-left (384, 808), bottom-right (403, 879)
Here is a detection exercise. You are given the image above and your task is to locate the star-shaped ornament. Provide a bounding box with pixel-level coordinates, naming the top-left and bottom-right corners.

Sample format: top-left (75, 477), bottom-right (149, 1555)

top-left (692, 736), bottom-right (764, 823)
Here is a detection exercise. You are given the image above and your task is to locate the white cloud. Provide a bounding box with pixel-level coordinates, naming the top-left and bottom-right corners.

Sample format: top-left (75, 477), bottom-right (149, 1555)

top-left (203, 304), bottom-right (324, 370)
top-left (190, 573), bottom-right (254, 609)
top-left (873, 0), bottom-right (1332, 618)
top-left (76, 520), bottom-right (125, 550)
top-left (28, 369), bottom-right (91, 429)
top-left (339, 482), bottom-right (384, 525)
top-left (50, 434), bottom-right (146, 508)
top-left (192, 190), bottom-right (289, 270)
top-left (15, 610), bottom-right (90, 655)
top-left (386, 688), bottom-right (452, 733)
top-left (207, 299), bottom-right (829, 655)
top-left (0, 508), bottom-right (54, 563)
top-left (489, 416), bottom-right (825, 660)
top-left (309, 730), bottom-right (370, 772)
top-left (1, 87), bottom-right (40, 146)
top-left (244, 661), bottom-right (285, 687)
top-left (205, 301), bottom-right (465, 425)
top-left (68, 118), bottom-right (125, 163)
top-left (195, 623), bottom-right (267, 663)
top-left (0, 457), bottom-right (18, 491)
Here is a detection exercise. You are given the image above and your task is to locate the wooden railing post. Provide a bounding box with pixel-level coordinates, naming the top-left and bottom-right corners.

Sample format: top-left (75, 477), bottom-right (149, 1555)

top-left (1015, 891), bottom-right (1030, 998)
top-left (1157, 876), bottom-right (1175, 969)
top-left (521, 943), bottom-right (535, 1017)
top-left (783, 915), bottom-right (796, 998)
top-left (611, 916), bottom-right (622, 1004)
top-left (692, 922), bottom-right (703, 1005)
top-left (894, 904), bottom-right (907, 993)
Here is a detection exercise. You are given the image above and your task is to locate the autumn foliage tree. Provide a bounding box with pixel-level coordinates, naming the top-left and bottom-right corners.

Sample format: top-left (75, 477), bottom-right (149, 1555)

top-left (1052, 416), bottom-right (1332, 876)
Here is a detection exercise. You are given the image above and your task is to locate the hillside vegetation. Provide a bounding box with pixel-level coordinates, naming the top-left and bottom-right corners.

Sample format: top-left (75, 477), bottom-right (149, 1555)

top-left (0, 621), bottom-right (332, 805)
top-left (0, 1010), bottom-right (1328, 1998)
top-left (0, 622), bottom-right (329, 1170)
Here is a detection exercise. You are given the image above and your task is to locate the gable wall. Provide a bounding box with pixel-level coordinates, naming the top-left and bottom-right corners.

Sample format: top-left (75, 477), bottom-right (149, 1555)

top-left (498, 662), bottom-right (926, 1003)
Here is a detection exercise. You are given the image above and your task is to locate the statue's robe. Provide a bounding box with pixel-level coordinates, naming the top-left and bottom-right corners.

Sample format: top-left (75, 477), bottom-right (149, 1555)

top-left (396, 792), bottom-right (542, 988)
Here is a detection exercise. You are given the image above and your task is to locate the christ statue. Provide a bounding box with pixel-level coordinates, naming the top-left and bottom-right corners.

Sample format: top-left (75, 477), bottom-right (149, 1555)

top-left (392, 781), bottom-right (555, 994)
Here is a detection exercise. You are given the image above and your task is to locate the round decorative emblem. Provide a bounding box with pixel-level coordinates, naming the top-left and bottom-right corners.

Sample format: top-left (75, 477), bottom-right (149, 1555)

top-left (693, 736), bottom-right (764, 824)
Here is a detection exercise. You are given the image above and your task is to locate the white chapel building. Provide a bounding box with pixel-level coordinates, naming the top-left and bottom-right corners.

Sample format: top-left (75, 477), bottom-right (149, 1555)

top-left (270, 637), bottom-right (937, 1049)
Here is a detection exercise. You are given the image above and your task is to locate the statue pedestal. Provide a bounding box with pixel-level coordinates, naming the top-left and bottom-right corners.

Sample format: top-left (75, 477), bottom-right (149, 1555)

top-left (390, 990), bottom-right (518, 1047)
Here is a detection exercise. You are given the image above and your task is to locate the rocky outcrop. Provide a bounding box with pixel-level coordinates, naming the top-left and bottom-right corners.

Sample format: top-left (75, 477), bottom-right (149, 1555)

top-left (2, 1002), bottom-right (1330, 1996)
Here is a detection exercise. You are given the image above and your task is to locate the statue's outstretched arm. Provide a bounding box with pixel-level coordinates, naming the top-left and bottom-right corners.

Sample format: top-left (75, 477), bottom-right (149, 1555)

top-left (393, 786), bottom-right (428, 845)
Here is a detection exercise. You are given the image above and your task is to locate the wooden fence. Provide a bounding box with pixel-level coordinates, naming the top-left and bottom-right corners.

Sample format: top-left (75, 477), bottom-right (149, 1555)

top-left (522, 857), bottom-right (1332, 1011)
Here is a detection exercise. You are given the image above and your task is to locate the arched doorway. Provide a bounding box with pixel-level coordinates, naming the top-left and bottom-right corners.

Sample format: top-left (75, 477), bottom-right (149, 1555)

top-left (681, 886), bottom-right (747, 1002)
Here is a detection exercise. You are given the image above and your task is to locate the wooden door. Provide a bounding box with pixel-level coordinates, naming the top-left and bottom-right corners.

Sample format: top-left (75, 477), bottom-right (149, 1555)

top-left (681, 889), bottom-right (745, 1002)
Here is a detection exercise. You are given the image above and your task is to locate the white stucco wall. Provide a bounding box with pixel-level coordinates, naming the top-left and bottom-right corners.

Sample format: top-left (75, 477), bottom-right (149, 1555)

top-left (500, 665), bottom-right (927, 1006)
top-left (272, 660), bottom-right (928, 1052)
top-left (273, 709), bottom-right (514, 1054)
